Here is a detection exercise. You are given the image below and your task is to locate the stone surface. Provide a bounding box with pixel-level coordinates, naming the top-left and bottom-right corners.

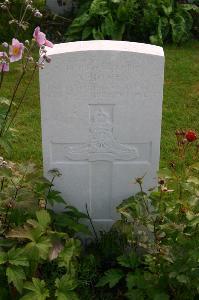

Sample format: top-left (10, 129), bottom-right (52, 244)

top-left (39, 40), bottom-right (164, 231)
top-left (46, 0), bottom-right (75, 14)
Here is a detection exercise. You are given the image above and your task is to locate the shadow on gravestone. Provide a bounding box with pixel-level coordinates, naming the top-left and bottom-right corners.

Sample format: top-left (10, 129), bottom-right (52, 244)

top-left (39, 41), bottom-right (165, 232)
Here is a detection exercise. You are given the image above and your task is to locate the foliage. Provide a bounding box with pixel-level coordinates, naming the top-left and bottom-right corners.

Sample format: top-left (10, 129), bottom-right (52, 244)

top-left (91, 130), bottom-right (199, 299)
top-left (0, 159), bottom-right (89, 299)
top-left (0, 0), bottom-right (53, 156)
top-left (0, 0), bottom-right (46, 42)
top-left (66, 0), bottom-right (199, 45)
top-left (66, 0), bottom-right (143, 42)
top-left (144, 0), bottom-right (199, 45)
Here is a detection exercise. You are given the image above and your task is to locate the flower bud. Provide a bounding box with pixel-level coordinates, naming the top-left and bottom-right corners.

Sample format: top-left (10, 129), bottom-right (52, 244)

top-left (1, 4), bottom-right (7, 9)
top-left (181, 138), bottom-right (188, 145)
top-left (28, 56), bottom-right (33, 62)
top-left (2, 42), bottom-right (8, 48)
top-left (158, 178), bottom-right (165, 185)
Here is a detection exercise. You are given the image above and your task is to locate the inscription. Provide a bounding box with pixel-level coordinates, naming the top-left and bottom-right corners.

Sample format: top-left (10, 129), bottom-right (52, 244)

top-left (64, 105), bottom-right (139, 161)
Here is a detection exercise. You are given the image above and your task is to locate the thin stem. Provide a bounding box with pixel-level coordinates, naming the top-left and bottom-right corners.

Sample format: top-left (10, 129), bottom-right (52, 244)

top-left (138, 182), bottom-right (150, 215)
top-left (85, 203), bottom-right (99, 242)
top-left (0, 69), bottom-right (26, 136)
top-left (0, 67), bottom-right (5, 90)
top-left (4, 65), bottom-right (37, 134)
top-left (45, 175), bottom-right (56, 208)
top-left (1, 177), bottom-right (5, 191)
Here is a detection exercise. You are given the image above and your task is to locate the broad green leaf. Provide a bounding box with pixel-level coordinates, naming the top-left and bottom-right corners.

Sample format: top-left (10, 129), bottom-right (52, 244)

top-left (55, 274), bottom-right (78, 292)
top-left (117, 252), bottom-right (140, 269)
top-left (47, 190), bottom-right (65, 205)
top-left (176, 274), bottom-right (189, 284)
top-left (126, 272), bottom-right (137, 290)
top-left (36, 210), bottom-right (51, 229)
top-left (82, 26), bottom-right (93, 40)
top-left (6, 265), bottom-right (26, 293)
top-left (58, 239), bottom-right (81, 268)
top-left (56, 292), bottom-right (79, 300)
top-left (92, 28), bottom-right (104, 39)
top-left (181, 4), bottom-right (199, 13)
top-left (20, 278), bottom-right (49, 300)
top-left (162, 4), bottom-right (173, 17)
top-left (55, 214), bottom-right (90, 235)
top-left (96, 269), bottom-right (124, 288)
top-left (154, 293), bottom-right (169, 300)
top-left (90, 0), bottom-right (109, 16)
top-left (7, 247), bottom-right (29, 267)
top-left (0, 250), bottom-right (7, 264)
top-left (25, 236), bottom-right (52, 260)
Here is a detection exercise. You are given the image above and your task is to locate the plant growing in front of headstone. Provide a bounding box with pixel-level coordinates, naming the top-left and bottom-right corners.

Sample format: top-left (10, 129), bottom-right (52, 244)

top-left (0, 158), bottom-right (90, 299)
top-left (94, 129), bottom-right (199, 299)
top-left (0, 0), bottom-right (53, 155)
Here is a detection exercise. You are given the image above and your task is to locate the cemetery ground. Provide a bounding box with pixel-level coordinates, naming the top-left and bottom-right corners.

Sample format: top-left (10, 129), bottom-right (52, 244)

top-left (4, 40), bottom-right (199, 168)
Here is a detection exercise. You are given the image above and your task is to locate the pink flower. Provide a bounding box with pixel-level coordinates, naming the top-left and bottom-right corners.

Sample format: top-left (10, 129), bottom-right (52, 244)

top-left (9, 38), bottom-right (24, 62)
top-left (33, 27), bottom-right (53, 48)
top-left (0, 52), bottom-right (9, 72)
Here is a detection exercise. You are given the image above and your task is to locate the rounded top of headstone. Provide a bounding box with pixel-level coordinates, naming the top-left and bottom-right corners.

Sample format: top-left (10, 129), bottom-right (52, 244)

top-left (46, 40), bottom-right (164, 57)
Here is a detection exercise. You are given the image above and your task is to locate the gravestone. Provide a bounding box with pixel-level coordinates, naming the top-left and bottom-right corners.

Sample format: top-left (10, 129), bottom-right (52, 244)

top-left (39, 41), bottom-right (164, 231)
top-left (46, 0), bottom-right (75, 14)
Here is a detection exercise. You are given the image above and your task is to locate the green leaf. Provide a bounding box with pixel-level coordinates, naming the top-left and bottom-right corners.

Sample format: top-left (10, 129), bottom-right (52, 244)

top-left (0, 250), bottom-right (7, 264)
top-left (126, 272), bottom-right (137, 290)
top-left (55, 274), bottom-right (79, 300)
top-left (7, 247), bottom-right (29, 267)
top-left (154, 293), bottom-right (169, 300)
top-left (56, 292), bottom-right (79, 300)
top-left (47, 190), bottom-right (65, 205)
top-left (181, 4), bottom-right (199, 13)
top-left (170, 13), bottom-right (190, 44)
top-left (176, 274), bottom-right (189, 284)
top-left (20, 278), bottom-right (49, 300)
top-left (82, 26), bottom-right (93, 40)
top-left (92, 28), bottom-right (104, 39)
top-left (162, 4), bottom-right (173, 17)
top-left (117, 252), bottom-right (140, 269)
top-left (36, 210), bottom-right (51, 229)
top-left (55, 214), bottom-right (90, 235)
top-left (58, 239), bottom-right (81, 269)
top-left (6, 265), bottom-right (26, 293)
top-left (96, 269), bottom-right (124, 288)
top-left (90, 0), bottom-right (109, 16)
top-left (25, 236), bottom-right (52, 260)
top-left (67, 12), bottom-right (90, 38)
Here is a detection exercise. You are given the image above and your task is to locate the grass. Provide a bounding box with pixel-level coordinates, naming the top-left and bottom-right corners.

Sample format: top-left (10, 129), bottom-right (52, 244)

top-left (1, 40), bottom-right (199, 168)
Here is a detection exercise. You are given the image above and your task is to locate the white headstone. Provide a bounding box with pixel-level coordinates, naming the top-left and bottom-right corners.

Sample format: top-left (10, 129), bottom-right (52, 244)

top-left (46, 0), bottom-right (75, 14)
top-left (39, 41), bottom-right (164, 231)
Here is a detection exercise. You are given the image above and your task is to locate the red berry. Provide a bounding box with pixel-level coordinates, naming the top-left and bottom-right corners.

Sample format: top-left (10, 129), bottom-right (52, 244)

top-left (185, 130), bottom-right (197, 142)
